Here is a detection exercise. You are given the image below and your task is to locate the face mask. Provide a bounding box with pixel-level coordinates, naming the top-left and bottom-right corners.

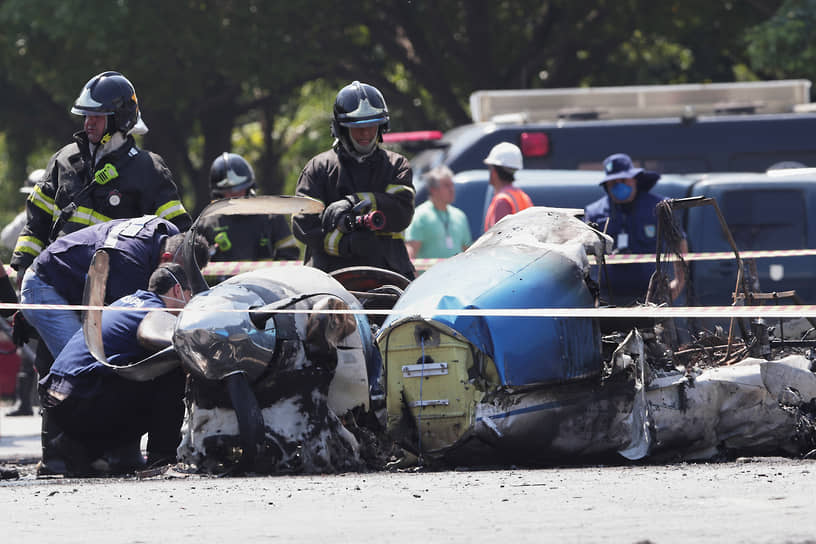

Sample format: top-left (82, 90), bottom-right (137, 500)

top-left (163, 269), bottom-right (189, 305)
top-left (610, 182), bottom-right (633, 202)
top-left (350, 134), bottom-right (377, 155)
top-left (163, 294), bottom-right (189, 306)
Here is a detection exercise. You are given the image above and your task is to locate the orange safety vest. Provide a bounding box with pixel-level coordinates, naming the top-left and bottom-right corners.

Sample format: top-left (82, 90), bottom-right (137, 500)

top-left (484, 186), bottom-right (534, 231)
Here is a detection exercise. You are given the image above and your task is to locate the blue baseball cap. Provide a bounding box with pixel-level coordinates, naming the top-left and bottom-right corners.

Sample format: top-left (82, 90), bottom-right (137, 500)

top-left (600, 153), bottom-right (643, 185)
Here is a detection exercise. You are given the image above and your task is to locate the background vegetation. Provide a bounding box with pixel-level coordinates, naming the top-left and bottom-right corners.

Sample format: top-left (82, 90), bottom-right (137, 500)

top-left (0, 0), bottom-right (811, 228)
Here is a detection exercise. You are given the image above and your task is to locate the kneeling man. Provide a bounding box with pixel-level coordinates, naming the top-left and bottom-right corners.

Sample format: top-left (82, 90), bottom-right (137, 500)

top-left (39, 263), bottom-right (191, 476)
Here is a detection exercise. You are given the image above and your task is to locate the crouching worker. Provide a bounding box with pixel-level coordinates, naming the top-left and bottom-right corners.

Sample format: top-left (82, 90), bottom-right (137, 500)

top-left (38, 263), bottom-right (191, 476)
top-left (20, 215), bottom-right (209, 362)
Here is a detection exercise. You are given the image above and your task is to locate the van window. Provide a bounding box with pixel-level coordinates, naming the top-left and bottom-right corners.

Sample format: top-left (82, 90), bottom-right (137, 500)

top-left (576, 158), bottom-right (710, 174)
top-left (721, 189), bottom-right (805, 250)
top-left (728, 152), bottom-right (816, 172)
top-left (640, 158), bottom-right (710, 174)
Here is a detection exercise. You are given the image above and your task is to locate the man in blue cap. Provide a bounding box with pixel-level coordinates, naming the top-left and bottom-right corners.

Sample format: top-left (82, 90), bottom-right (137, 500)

top-left (584, 153), bottom-right (687, 306)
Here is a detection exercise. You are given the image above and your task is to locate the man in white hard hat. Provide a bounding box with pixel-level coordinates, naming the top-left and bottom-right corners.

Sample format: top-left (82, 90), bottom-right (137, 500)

top-left (483, 142), bottom-right (532, 231)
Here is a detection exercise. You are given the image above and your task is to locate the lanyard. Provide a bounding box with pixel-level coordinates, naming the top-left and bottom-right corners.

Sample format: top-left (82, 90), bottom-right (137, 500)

top-left (437, 207), bottom-right (450, 235)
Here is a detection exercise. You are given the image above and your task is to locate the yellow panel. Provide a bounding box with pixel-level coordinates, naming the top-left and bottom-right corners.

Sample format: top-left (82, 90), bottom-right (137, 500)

top-left (382, 321), bottom-right (497, 453)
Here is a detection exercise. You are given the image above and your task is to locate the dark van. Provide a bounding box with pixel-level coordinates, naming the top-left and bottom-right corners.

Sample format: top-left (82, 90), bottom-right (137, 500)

top-left (685, 169), bottom-right (816, 306)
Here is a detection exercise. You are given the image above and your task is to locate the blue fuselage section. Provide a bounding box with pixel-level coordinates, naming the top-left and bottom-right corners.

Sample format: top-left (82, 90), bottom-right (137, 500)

top-left (384, 238), bottom-right (601, 385)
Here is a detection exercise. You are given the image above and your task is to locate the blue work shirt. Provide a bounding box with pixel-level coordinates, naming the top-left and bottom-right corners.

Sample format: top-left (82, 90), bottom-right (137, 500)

top-left (32, 216), bottom-right (178, 305)
top-left (42, 290), bottom-right (166, 399)
top-left (584, 182), bottom-right (673, 305)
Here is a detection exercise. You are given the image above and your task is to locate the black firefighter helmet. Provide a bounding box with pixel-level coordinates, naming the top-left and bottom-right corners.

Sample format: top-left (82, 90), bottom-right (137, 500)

top-left (331, 81), bottom-right (390, 157)
top-left (210, 152), bottom-right (256, 198)
top-left (71, 71), bottom-right (145, 136)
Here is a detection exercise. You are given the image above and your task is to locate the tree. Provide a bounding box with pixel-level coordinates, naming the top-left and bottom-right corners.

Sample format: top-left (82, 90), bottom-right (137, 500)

top-left (744, 0), bottom-right (816, 83)
top-left (0, 0), bottom-right (344, 214)
top-left (0, 0), bottom-right (794, 222)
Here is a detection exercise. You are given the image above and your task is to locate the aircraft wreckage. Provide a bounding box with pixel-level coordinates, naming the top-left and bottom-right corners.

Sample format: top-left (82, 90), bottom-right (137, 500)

top-left (82, 200), bottom-right (816, 474)
top-left (83, 196), bottom-right (402, 474)
top-left (377, 206), bottom-right (816, 466)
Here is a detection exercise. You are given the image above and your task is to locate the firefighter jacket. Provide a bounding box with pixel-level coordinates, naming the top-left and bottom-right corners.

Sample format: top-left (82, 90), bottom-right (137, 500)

top-left (11, 131), bottom-right (191, 271)
top-left (293, 145), bottom-right (416, 279)
top-left (199, 212), bottom-right (300, 262)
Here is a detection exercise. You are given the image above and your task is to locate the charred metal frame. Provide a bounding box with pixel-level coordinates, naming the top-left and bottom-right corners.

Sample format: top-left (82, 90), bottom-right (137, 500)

top-left (654, 196), bottom-right (748, 358)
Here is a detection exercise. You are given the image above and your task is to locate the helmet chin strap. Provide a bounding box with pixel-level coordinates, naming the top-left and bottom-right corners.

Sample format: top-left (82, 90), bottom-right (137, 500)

top-left (351, 134), bottom-right (377, 155)
top-left (90, 131), bottom-right (127, 166)
top-left (338, 127), bottom-right (378, 162)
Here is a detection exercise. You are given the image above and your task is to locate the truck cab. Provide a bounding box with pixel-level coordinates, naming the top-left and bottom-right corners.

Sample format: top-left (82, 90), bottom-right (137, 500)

top-left (685, 169), bottom-right (816, 306)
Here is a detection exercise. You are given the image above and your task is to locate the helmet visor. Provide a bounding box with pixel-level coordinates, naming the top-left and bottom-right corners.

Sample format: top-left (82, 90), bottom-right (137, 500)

top-left (336, 90), bottom-right (388, 127)
top-left (214, 169), bottom-right (253, 190)
top-left (70, 85), bottom-right (114, 116)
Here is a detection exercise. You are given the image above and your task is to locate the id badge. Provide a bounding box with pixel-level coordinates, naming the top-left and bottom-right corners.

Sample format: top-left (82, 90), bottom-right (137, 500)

top-left (617, 232), bottom-right (629, 250)
top-left (445, 236), bottom-right (454, 249)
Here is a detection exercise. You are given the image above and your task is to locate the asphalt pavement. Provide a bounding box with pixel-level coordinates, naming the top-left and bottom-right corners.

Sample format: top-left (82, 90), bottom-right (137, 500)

top-left (0, 406), bottom-right (41, 463)
top-left (3, 400), bottom-right (816, 543)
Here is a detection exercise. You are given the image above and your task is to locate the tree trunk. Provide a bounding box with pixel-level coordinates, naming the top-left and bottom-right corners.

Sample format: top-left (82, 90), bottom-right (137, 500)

top-left (259, 100), bottom-right (284, 196)
top-left (199, 104), bottom-right (238, 213)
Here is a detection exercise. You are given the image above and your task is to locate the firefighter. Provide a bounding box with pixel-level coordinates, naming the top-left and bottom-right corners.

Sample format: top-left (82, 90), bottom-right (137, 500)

top-left (198, 152), bottom-right (299, 272)
top-left (292, 81), bottom-right (416, 279)
top-left (0, 169), bottom-right (45, 251)
top-left (10, 71), bottom-right (192, 284)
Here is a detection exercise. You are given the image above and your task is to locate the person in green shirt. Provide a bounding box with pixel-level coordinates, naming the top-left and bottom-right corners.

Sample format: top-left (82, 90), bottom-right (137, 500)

top-left (406, 166), bottom-right (472, 259)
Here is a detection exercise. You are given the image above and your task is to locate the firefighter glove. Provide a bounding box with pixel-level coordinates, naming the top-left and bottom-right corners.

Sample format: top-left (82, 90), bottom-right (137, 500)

top-left (322, 197), bottom-right (355, 233)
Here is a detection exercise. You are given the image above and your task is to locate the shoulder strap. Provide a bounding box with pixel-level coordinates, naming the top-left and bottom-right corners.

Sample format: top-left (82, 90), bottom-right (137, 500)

top-left (103, 216), bottom-right (159, 248)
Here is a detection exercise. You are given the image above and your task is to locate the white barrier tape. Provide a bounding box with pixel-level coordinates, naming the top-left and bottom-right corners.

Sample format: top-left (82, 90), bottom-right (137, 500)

top-left (5, 248), bottom-right (816, 280)
top-left (198, 248), bottom-right (816, 275)
top-left (415, 249), bottom-right (816, 268)
top-left (594, 248), bottom-right (816, 265)
top-left (199, 260), bottom-right (304, 276)
top-left (4, 301), bottom-right (816, 319)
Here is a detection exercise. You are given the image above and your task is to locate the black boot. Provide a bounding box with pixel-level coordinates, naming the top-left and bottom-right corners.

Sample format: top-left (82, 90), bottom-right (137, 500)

top-left (37, 407), bottom-right (98, 477)
top-left (36, 408), bottom-right (69, 476)
top-left (93, 439), bottom-right (145, 475)
top-left (6, 371), bottom-right (34, 416)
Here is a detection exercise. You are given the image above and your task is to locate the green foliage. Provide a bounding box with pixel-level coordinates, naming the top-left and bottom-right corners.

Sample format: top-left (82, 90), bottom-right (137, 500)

top-left (0, 133), bottom-right (16, 227)
top-left (0, 0), bottom-right (803, 223)
top-left (745, 0), bottom-right (816, 81)
top-left (273, 81), bottom-right (336, 195)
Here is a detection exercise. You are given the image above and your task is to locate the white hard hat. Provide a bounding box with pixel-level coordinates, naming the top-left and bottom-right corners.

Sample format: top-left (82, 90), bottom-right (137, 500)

top-left (484, 142), bottom-right (523, 171)
top-left (20, 168), bottom-right (45, 194)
